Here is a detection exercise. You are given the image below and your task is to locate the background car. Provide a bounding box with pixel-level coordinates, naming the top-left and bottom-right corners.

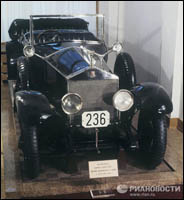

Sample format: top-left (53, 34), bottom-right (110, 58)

top-left (6, 14), bottom-right (173, 179)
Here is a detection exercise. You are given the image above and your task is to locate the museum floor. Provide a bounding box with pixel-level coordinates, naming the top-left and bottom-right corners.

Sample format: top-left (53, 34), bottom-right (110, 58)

top-left (1, 79), bottom-right (183, 199)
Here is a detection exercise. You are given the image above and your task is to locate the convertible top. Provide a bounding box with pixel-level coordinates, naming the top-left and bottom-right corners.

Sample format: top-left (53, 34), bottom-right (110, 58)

top-left (24, 29), bottom-right (99, 44)
top-left (8, 18), bottom-right (89, 40)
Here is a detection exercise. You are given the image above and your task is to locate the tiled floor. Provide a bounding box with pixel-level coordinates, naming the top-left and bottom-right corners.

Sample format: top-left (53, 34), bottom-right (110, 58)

top-left (1, 81), bottom-right (183, 199)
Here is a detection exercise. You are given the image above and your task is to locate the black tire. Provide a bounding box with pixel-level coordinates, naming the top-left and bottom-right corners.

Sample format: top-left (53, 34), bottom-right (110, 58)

top-left (138, 112), bottom-right (167, 169)
top-left (23, 126), bottom-right (40, 178)
top-left (114, 52), bottom-right (136, 90)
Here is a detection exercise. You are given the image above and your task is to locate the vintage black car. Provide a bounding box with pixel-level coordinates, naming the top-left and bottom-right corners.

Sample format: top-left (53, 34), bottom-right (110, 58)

top-left (6, 15), bottom-right (173, 178)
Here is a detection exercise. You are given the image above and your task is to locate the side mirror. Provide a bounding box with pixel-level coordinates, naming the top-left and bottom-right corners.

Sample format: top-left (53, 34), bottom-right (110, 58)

top-left (112, 42), bottom-right (122, 53)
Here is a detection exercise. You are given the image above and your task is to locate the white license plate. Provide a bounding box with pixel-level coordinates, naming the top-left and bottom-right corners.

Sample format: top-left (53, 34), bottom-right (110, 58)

top-left (82, 111), bottom-right (110, 128)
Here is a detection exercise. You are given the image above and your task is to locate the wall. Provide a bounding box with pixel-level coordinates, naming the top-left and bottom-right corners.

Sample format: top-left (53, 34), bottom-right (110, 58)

top-left (99, 1), bottom-right (119, 71)
top-left (100, 1), bottom-right (163, 82)
top-left (98, 1), bottom-right (110, 46)
top-left (171, 2), bottom-right (183, 120)
top-left (160, 1), bottom-right (179, 98)
top-left (179, 82), bottom-right (183, 120)
top-left (99, 1), bottom-right (183, 120)
top-left (1, 1), bottom-right (96, 42)
top-left (120, 1), bottom-right (163, 84)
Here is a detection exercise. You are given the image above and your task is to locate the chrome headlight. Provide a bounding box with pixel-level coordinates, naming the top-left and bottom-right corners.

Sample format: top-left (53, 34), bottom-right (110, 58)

top-left (61, 93), bottom-right (83, 115)
top-left (113, 89), bottom-right (134, 111)
top-left (23, 45), bottom-right (35, 57)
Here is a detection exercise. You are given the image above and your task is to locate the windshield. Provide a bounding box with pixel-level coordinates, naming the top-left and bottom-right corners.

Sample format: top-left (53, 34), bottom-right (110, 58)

top-left (47, 47), bottom-right (89, 77)
top-left (24, 15), bottom-right (110, 79)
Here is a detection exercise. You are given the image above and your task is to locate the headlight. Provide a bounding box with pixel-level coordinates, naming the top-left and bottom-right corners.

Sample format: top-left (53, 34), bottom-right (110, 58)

top-left (61, 93), bottom-right (83, 114)
top-left (23, 45), bottom-right (35, 57)
top-left (113, 89), bottom-right (134, 111)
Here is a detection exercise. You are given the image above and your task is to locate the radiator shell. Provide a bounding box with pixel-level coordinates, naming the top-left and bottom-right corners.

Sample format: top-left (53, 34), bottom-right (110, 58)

top-left (68, 68), bottom-right (119, 125)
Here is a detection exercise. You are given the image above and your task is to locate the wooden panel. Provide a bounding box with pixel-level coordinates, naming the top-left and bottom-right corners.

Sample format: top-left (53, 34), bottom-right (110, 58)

top-left (170, 118), bottom-right (178, 128)
top-left (170, 118), bottom-right (183, 132)
top-left (1, 73), bottom-right (8, 81)
top-left (1, 54), bottom-right (7, 64)
top-left (1, 46), bottom-right (8, 82)
top-left (1, 42), bottom-right (6, 54)
top-left (178, 119), bottom-right (183, 132)
top-left (1, 135), bottom-right (6, 199)
top-left (1, 64), bottom-right (7, 73)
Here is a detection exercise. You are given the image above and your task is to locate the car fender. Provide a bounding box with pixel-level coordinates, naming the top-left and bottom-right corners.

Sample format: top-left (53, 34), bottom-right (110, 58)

top-left (15, 90), bottom-right (53, 126)
top-left (131, 82), bottom-right (173, 115)
top-left (6, 40), bottom-right (23, 80)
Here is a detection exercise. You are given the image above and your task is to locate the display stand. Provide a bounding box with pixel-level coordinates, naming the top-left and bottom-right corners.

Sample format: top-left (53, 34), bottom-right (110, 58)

top-left (1, 82), bottom-right (183, 199)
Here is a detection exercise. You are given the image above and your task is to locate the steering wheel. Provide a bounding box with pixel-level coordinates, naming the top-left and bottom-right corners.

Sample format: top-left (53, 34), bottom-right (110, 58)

top-left (37, 30), bottom-right (62, 43)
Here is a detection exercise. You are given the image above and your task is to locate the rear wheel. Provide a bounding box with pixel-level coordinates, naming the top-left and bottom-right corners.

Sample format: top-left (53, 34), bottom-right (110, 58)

top-left (138, 112), bottom-right (167, 169)
top-left (23, 126), bottom-right (40, 178)
top-left (114, 52), bottom-right (136, 90)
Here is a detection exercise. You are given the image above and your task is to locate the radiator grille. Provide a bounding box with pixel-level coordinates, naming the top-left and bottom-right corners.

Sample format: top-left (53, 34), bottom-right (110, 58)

top-left (68, 79), bottom-right (119, 125)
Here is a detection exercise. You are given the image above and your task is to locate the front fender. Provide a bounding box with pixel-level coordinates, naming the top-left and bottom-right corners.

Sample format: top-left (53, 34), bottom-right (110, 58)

top-left (131, 82), bottom-right (173, 114)
top-left (15, 90), bottom-right (53, 126)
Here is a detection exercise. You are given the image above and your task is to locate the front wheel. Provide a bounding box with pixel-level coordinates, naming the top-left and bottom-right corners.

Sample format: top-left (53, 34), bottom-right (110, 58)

top-left (23, 126), bottom-right (40, 178)
top-left (138, 112), bottom-right (167, 169)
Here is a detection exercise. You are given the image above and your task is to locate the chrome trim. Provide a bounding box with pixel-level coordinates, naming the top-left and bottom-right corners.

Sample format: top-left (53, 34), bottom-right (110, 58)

top-left (67, 66), bottom-right (118, 80)
top-left (34, 45), bottom-right (90, 64)
top-left (8, 80), bottom-right (17, 110)
top-left (44, 46), bottom-right (77, 59)
top-left (30, 15), bottom-right (34, 46)
top-left (91, 67), bottom-right (119, 79)
top-left (102, 14), bottom-right (105, 41)
top-left (22, 34), bottom-right (29, 46)
top-left (62, 40), bottom-right (102, 44)
top-left (34, 45), bottom-right (118, 80)
top-left (30, 14), bottom-right (104, 18)
top-left (34, 50), bottom-right (91, 80)
top-left (67, 66), bottom-right (91, 79)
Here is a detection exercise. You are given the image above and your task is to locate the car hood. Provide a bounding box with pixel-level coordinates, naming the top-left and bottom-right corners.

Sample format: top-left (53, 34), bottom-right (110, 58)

top-left (69, 67), bottom-right (119, 81)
